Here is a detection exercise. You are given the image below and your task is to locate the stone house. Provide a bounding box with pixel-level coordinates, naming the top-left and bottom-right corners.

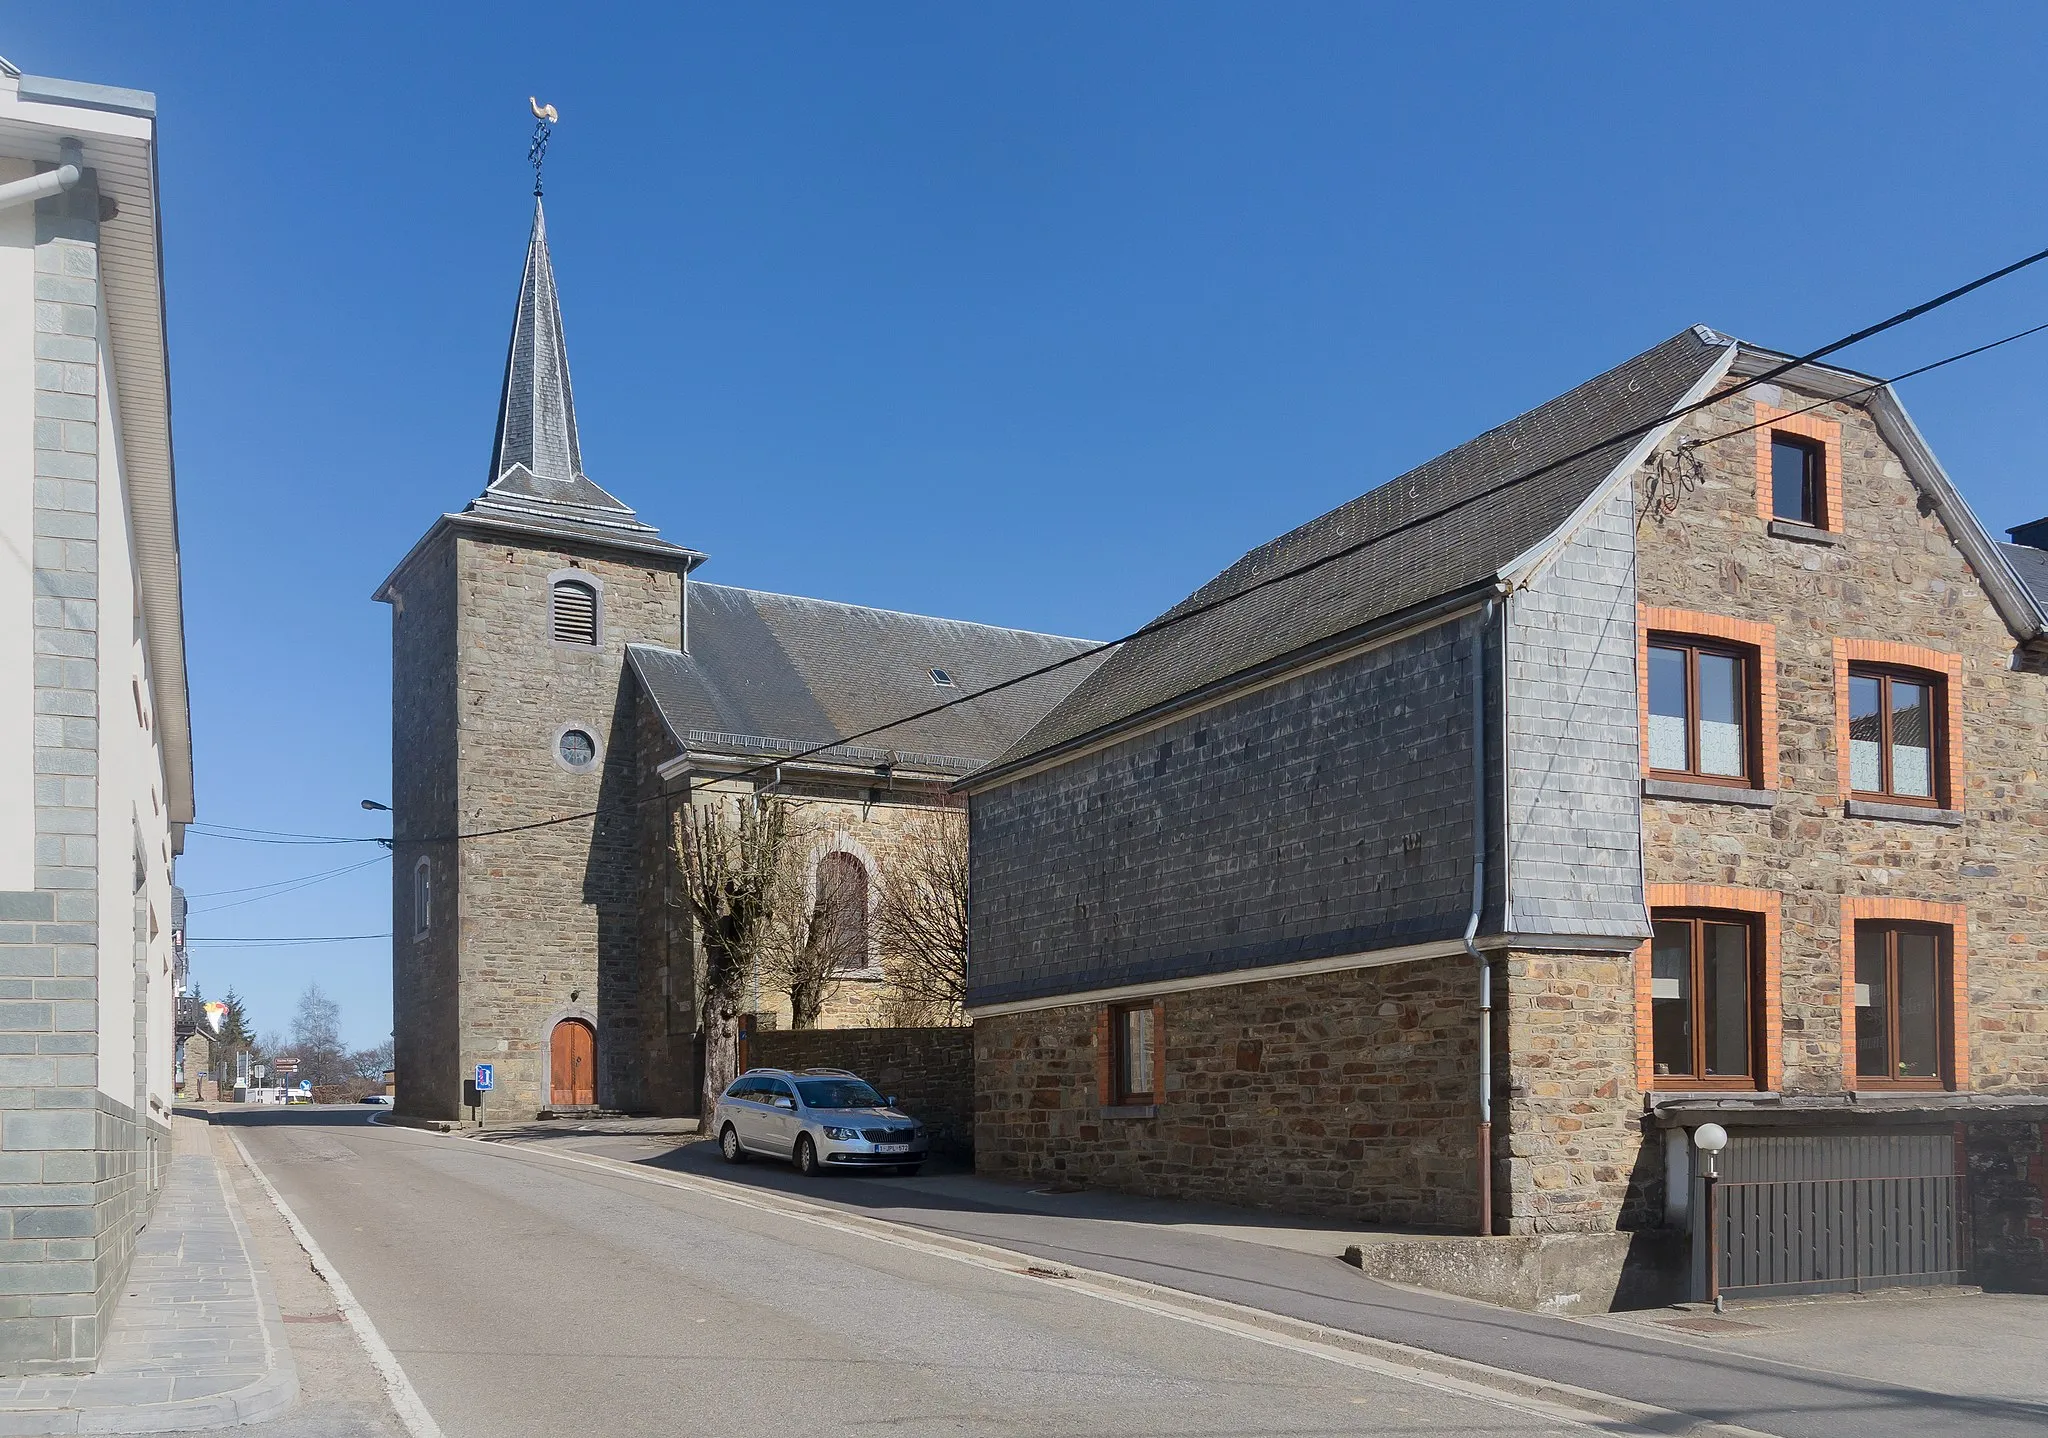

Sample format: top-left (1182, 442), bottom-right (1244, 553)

top-left (0, 62), bottom-right (195, 1370)
top-left (376, 191), bottom-right (1101, 1123)
top-left (964, 325), bottom-right (2048, 1295)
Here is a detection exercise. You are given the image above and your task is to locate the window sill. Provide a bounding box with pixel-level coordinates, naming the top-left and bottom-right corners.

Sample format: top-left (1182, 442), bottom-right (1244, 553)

top-left (1642, 777), bottom-right (1776, 808)
top-left (1767, 519), bottom-right (1841, 546)
top-left (1101, 1104), bottom-right (1159, 1119)
top-left (1843, 798), bottom-right (1963, 827)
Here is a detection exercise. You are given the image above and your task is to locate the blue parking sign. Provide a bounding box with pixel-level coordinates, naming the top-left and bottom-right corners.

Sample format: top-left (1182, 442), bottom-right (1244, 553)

top-left (474, 1063), bottom-right (494, 1092)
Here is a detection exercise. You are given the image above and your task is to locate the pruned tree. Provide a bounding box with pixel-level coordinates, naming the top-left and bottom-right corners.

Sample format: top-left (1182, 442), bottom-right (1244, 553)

top-left (874, 801), bottom-right (969, 1024)
top-left (762, 848), bottom-right (867, 1030)
top-left (673, 792), bottom-right (807, 1118)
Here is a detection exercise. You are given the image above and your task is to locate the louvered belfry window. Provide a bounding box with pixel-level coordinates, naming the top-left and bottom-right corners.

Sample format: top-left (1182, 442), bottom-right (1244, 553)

top-left (551, 578), bottom-right (598, 646)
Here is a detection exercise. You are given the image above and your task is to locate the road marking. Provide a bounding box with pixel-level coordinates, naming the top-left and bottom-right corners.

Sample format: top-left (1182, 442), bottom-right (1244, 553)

top-left (228, 1131), bottom-right (447, 1438)
top-left (460, 1134), bottom-right (1775, 1438)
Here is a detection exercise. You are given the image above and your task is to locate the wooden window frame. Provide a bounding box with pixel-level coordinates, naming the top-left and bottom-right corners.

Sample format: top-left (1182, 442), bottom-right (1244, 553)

top-left (1644, 636), bottom-right (1760, 787)
top-left (1637, 610), bottom-right (1778, 791)
top-left (1838, 897), bottom-right (1968, 1092)
top-left (1831, 640), bottom-right (1963, 810)
top-left (1849, 920), bottom-right (1954, 1091)
top-left (1636, 885), bottom-right (1781, 1092)
top-left (1769, 433), bottom-right (1826, 527)
top-left (1845, 664), bottom-right (1945, 808)
top-left (1753, 403), bottom-right (1843, 533)
top-left (1644, 909), bottom-right (1766, 1090)
top-left (1098, 1000), bottom-right (1166, 1109)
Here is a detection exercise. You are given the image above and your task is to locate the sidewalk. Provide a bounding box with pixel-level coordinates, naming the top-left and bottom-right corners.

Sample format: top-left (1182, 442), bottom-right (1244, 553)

top-left (0, 1114), bottom-right (296, 1436)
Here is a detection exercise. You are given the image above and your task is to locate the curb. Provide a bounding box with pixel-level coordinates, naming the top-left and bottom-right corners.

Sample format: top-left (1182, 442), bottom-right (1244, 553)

top-left (0, 1147), bottom-right (299, 1436)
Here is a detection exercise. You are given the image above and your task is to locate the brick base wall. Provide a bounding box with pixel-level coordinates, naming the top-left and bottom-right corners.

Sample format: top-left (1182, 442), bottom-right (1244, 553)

top-left (751, 1027), bottom-right (973, 1156)
top-left (975, 958), bottom-right (1484, 1227)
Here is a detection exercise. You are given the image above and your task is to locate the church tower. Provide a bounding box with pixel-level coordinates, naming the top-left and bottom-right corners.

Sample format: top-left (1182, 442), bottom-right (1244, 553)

top-left (374, 184), bottom-right (704, 1122)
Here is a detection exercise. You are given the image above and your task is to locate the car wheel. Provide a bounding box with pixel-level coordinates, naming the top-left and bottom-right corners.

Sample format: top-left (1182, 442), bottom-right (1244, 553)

top-left (719, 1123), bottom-right (746, 1164)
top-left (794, 1135), bottom-right (822, 1177)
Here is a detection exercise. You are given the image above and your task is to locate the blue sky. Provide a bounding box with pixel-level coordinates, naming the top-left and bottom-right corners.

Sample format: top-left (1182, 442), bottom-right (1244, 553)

top-left (10, 6), bottom-right (2048, 1047)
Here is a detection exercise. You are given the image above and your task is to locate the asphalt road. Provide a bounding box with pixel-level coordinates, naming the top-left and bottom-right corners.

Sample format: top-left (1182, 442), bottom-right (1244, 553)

top-left (543, 1127), bottom-right (2048, 1438)
top-left (225, 1108), bottom-right (1596, 1438)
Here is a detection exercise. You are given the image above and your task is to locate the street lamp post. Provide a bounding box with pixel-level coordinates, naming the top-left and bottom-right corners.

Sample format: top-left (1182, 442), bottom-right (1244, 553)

top-left (1695, 1122), bottom-right (1729, 1313)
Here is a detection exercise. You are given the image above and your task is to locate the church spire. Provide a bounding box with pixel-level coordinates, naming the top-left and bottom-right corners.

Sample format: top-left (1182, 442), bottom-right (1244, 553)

top-left (470, 103), bottom-right (653, 535)
top-left (485, 196), bottom-right (586, 489)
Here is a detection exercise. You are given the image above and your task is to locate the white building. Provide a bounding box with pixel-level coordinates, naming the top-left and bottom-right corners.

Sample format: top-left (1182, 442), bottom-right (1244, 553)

top-left (0, 58), bottom-right (192, 1373)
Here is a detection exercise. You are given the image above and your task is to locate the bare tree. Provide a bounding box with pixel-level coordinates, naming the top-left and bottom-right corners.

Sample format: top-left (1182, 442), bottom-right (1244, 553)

top-left (762, 849), bottom-right (867, 1029)
top-left (874, 801), bottom-right (969, 1023)
top-left (673, 792), bottom-right (807, 1118)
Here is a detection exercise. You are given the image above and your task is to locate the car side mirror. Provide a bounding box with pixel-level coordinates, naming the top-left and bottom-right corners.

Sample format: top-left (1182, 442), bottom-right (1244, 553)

top-left (886, 1095), bottom-right (898, 1108)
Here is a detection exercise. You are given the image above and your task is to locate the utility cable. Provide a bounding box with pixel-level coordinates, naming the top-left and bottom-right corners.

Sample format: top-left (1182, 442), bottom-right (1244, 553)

top-left (189, 242), bottom-right (2048, 847)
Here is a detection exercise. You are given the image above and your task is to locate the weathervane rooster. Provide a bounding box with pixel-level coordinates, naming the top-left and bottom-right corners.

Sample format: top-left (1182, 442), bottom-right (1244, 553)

top-left (528, 96), bottom-right (559, 195)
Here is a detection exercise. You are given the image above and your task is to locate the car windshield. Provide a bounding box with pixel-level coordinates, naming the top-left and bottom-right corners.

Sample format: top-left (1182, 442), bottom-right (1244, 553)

top-left (795, 1079), bottom-right (885, 1109)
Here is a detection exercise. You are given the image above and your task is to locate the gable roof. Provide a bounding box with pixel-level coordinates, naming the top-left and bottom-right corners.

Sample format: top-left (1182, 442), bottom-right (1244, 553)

top-left (977, 326), bottom-right (1734, 781)
top-left (1998, 541), bottom-right (2048, 616)
top-left (628, 583), bottom-right (1108, 777)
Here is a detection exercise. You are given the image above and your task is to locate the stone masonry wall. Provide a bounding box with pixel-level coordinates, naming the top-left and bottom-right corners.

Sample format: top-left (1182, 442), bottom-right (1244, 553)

top-left (969, 616), bottom-right (1488, 1009)
top-left (387, 537), bottom-right (460, 1120)
top-left (1503, 377), bottom-right (2048, 1236)
top-left (1965, 1119), bottom-right (2048, 1293)
top-left (752, 1026), bottom-right (974, 1155)
top-left (976, 958), bottom-right (1483, 1227)
top-left (451, 532), bottom-right (685, 1118)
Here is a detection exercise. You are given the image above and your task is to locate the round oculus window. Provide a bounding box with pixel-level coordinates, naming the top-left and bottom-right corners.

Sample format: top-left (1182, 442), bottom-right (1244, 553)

top-left (558, 729), bottom-right (597, 769)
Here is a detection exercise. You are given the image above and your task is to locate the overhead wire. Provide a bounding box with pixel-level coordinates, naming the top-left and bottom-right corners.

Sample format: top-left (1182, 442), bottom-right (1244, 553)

top-left (184, 242), bottom-right (2048, 850)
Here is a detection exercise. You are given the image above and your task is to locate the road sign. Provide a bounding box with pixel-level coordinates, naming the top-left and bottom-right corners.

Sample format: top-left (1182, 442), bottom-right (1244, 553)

top-left (273, 1058), bottom-right (298, 1075)
top-left (474, 1063), bottom-right (494, 1092)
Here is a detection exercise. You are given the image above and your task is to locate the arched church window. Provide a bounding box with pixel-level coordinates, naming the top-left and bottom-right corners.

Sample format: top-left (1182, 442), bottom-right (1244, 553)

top-left (412, 857), bottom-right (431, 939)
top-left (551, 577), bottom-right (599, 646)
top-left (813, 851), bottom-right (871, 973)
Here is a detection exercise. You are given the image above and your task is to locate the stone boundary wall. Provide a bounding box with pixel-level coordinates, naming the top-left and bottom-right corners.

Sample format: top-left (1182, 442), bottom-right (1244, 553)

top-left (751, 1027), bottom-right (973, 1157)
top-left (1967, 1119), bottom-right (2048, 1293)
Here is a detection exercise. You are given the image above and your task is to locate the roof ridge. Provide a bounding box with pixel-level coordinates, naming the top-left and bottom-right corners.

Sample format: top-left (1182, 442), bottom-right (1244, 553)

top-left (690, 580), bottom-right (1104, 648)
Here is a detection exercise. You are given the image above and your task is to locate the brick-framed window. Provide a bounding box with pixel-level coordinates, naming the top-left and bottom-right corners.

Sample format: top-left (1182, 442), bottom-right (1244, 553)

top-left (1096, 1000), bottom-right (1165, 1108)
top-left (1637, 609), bottom-right (1778, 790)
top-left (1754, 403), bottom-right (1842, 533)
top-left (1831, 640), bottom-right (1963, 809)
top-left (1636, 885), bottom-right (1781, 1092)
top-left (1838, 897), bottom-right (1968, 1091)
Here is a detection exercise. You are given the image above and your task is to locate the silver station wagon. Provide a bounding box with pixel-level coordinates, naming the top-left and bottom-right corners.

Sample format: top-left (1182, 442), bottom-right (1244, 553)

top-left (714, 1067), bottom-right (930, 1177)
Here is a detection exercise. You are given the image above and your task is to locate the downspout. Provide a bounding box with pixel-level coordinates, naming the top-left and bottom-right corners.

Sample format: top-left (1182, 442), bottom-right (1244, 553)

top-left (1464, 597), bottom-right (1498, 1237)
top-left (0, 142), bottom-right (83, 214)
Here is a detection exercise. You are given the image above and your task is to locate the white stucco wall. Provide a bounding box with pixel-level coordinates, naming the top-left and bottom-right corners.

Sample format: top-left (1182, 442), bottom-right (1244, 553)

top-left (0, 157), bottom-right (35, 891)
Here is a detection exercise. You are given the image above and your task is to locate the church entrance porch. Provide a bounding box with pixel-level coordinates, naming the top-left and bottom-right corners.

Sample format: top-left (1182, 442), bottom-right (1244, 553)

top-left (549, 1019), bottom-right (597, 1108)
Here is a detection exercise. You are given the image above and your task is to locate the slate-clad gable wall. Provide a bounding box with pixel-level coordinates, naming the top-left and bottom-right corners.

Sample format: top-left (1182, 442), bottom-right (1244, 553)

top-left (1504, 484), bottom-right (1647, 936)
top-left (967, 617), bottom-right (1489, 1008)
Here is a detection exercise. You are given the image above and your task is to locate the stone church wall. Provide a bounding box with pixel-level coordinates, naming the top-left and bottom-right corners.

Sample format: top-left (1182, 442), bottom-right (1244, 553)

top-left (447, 532), bottom-right (685, 1118)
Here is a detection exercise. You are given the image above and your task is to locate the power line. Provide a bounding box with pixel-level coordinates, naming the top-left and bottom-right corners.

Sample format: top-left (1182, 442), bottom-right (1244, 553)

top-left (187, 824), bottom-right (379, 846)
top-left (192, 241), bottom-right (2048, 848)
top-left (188, 854), bottom-right (392, 914)
top-left (184, 933), bottom-right (392, 946)
top-left (185, 853), bottom-right (389, 900)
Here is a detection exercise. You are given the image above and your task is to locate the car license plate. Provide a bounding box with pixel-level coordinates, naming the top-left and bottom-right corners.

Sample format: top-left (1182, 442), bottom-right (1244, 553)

top-left (876, 1143), bottom-right (910, 1154)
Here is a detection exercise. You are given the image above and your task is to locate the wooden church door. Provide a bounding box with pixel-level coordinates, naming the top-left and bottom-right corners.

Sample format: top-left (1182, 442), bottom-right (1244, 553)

top-left (550, 1019), bottom-right (596, 1107)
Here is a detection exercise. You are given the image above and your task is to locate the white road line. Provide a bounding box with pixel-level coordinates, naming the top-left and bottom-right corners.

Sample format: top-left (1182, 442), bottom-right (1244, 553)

top-left (464, 1134), bottom-right (1776, 1438)
top-left (228, 1130), bottom-right (447, 1438)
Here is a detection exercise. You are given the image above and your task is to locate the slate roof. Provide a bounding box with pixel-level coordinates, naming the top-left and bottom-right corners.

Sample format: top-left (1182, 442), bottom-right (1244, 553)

top-left (471, 197), bottom-right (659, 540)
top-left (984, 327), bottom-right (1731, 777)
top-left (629, 583), bottom-right (1109, 776)
top-left (1998, 541), bottom-right (2048, 616)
